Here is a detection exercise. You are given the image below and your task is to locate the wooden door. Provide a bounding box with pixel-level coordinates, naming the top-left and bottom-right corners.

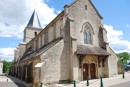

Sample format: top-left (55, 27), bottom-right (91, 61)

top-left (83, 63), bottom-right (89, 80)
top-left (90, 63), bottom-right (96, 79)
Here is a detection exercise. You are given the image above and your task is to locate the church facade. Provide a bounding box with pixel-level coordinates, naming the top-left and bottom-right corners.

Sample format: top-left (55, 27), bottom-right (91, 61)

top-left (10, 0), bottom-right (118, 86)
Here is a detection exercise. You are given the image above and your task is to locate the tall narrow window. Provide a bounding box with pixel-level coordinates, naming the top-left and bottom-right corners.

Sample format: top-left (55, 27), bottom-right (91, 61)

top-left (84, 30), bottom-right (87, 44)
top-left (87, 31), bottom-right (92, 44)
top-left (83, 24), bottom-right (93, 44)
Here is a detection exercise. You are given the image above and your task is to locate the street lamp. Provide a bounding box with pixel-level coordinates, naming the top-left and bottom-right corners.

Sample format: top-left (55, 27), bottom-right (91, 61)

top-left (121, 58), bottom-right (125, 79)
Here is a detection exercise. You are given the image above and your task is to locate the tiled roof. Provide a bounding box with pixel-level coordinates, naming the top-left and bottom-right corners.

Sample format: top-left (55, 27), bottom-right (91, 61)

top-left (20, 37), bottom-right (63, 61)
top-left (76, 44), bottom-right (110, 56)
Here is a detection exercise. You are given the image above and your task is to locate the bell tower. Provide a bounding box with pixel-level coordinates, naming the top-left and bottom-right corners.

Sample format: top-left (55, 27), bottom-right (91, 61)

top-left (23, 10), bottom-right (42, 43)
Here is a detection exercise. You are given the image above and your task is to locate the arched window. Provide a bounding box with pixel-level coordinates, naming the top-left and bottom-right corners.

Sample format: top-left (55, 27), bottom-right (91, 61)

top-left (83, 24), bottom-right (92, 44)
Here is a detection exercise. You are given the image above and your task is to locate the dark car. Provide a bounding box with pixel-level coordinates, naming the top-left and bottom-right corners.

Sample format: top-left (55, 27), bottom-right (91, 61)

top-left (124, 65), bottom-right (130, 71)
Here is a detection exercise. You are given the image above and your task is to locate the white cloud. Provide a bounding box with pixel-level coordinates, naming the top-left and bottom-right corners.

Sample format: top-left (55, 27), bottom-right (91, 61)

top-left (126, 24), bottom-right (130, 28)
top-left (0, 23), bottom-right (24, 39)
top-left (104, 25), bottom-right (130, 53)
top-left (0, 0), bottom-right (58, 61)
top-left (56, 10), bottom-right (62, 14)
top-left (0, 48), bottom-right (15, 61)
top-left (104, 25), bottom-right (123, 43)
top-left (0, 0), bottom-right (57, 39)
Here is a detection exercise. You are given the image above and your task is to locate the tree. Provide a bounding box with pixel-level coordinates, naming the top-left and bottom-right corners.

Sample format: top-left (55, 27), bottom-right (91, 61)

top-left (117, 52), bottom-right (130, 64)
top-left (2, 60), bottom-right (13, 73)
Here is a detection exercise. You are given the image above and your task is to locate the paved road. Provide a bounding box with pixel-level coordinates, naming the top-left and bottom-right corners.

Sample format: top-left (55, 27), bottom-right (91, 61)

top-left (0, 82), bottom-right (27, 87)
top-left (109, 81), bottom-right (130, 87)
top-left (0, 75), bottom-right (27, 87)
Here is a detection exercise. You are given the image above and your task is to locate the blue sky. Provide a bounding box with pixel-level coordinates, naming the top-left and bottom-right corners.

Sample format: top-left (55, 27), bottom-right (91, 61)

top-left (0, 0), bottom-right (130, 61)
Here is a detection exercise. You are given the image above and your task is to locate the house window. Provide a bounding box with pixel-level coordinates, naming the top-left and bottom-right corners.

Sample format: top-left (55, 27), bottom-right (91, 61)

top-left (83, 25), bottom-right (92, 44)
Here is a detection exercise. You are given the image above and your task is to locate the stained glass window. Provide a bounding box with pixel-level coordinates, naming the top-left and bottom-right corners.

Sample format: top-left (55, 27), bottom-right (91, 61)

top-left (83, 24), bottom-right (92, 44)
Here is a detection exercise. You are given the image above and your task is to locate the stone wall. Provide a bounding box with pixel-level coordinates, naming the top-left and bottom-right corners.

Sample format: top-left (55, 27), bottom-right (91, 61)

top-left (24, 27), bottom-right (42, 43)
top-left (40, 39), bottom-right (70, 83)
top-left (19, 42), bottom-right (26, 58)
top-left (66, 0), bottom-right (110, 80)
top-left (108, 48), bottom-right (118, 77)
top-left (67, 0), bottom-right (102, 46)
top-left (118, 62), bottom-right (123, 74)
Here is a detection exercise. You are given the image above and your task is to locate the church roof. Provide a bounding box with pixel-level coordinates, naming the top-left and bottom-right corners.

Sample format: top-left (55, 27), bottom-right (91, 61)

top-left (20, 37), bottom-right (63, 61)
top-left (27, 10), bottom-right (42, 28)
top-left (76, 44), bottom-right (110, 56)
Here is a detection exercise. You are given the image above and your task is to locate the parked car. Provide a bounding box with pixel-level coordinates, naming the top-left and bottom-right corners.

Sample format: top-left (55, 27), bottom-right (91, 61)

top-left (124, 65), bottom-right (130, 71)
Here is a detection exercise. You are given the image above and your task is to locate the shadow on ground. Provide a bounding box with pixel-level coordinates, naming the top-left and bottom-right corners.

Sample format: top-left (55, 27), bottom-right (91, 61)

top-left (3, 75), bottom-right (27, 87)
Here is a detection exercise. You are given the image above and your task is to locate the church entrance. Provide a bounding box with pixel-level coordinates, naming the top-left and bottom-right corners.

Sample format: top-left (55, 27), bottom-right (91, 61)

top-left (90, 63), bottom-right (96, 79)
top-left (83, 63), bottom-right (89, 80)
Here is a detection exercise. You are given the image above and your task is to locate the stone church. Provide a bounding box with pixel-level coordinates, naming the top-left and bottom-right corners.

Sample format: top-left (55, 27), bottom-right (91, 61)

top-left (10, 0), bottom-right (118, 86)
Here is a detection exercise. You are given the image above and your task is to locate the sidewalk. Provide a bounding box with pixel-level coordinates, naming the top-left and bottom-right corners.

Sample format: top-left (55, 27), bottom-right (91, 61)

top-left (46, 72), bottom-right (130, 87)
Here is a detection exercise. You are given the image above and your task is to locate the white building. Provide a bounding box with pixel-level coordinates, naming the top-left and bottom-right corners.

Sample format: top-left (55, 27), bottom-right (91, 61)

top-left (0, 59), bottom-right (3, 75)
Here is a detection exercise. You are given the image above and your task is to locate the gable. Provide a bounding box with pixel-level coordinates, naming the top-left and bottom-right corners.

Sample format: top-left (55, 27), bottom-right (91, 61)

top-left (68, 0), bottom-right (103, 19)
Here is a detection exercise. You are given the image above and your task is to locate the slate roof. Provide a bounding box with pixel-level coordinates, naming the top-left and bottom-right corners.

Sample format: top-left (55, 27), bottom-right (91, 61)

top-left (76, 44), bottom-right (110, 56)
top-left (27, 10), bottom-right (41, 28)
top-left (20, 37), bottom-right (63, 61)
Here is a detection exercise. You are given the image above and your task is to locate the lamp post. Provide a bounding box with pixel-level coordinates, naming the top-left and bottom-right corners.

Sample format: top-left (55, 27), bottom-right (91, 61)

top-left (100, 77), bottom-right (103, 87)
top-left (73, 80), bottom-right (76, 87)
top-left (87, 77), bottom-right (89, 86)
top-left (121, 59), bottom-right (125, 79)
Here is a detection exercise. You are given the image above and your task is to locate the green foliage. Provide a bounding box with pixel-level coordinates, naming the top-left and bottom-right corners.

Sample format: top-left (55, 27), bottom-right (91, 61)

top-left (117, 52), bottom-right (130, 64)
top-left (2, 60), bottom-right (12, 73)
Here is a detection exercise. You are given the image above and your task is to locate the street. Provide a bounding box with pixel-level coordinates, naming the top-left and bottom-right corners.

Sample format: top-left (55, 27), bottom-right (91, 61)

top-left (0, 75), bottom-right (27, 87)
top-left (0, 82), bottom-right (27, 87)
top-left (110, 81), bottom-right (130, 87)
